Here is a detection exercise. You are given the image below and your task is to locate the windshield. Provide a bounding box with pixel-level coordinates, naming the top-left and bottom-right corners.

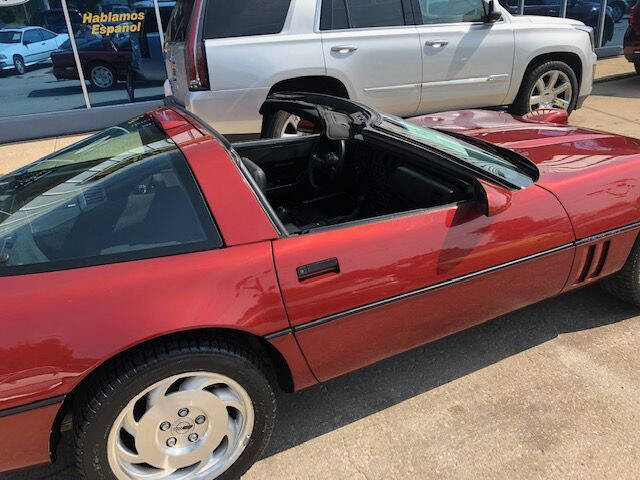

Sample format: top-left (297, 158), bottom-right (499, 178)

top-left (381, 115), bottom-right (534, 187)
top-left (0, 31), bottom-right (21, 44)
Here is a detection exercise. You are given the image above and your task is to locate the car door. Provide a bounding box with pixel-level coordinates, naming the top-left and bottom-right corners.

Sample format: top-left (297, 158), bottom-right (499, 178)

top-left (319, 0), bottom-right (422, 116)
top-left (414, 0), bottom-right (515, 112)
top-left (38, 29), bottom-right (59, 56)
top-left (22, 29), bottom-right (48, 63)
top-left (272, 179), bottom-right (574, 382)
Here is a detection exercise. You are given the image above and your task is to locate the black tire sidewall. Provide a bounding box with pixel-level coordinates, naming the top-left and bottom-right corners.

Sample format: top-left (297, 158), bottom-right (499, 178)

top-left (14, 56), bottom-right (25, 75)
top-left (263, 110), bottom-right (295, 138)
top-left (77, 351), bottom-right (275, 480)
top-left (510, 61), bottom-right (579, 116)
top-left (635, 59), bottom-right (640, 76)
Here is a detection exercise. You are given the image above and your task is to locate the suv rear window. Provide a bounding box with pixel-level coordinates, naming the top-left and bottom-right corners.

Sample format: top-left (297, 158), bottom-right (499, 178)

top-left (202, 0), bottom-right (292, 39)
top-left (0, 115), bottom-right (221, 276)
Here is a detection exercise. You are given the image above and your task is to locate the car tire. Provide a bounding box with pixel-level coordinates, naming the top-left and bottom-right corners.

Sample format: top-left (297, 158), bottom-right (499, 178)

top-left (602, 236), bottom-right (640, 307)
top-left (13, 55), bottom-right (25, 75)
top-left (509, 60), bottom-right (579, 116)
top-left (635, 59), bottom-right (640, 76)
top-left (89, 63), bottom-right (116, 89)
top-left (263, 110), bottom-right (303, 138)
top-left (74, 335), bottom-right (276, 480)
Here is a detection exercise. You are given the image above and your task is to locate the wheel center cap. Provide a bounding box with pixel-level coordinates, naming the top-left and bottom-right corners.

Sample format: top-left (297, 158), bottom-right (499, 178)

top-left (173, 420), bottom-right (194, 435)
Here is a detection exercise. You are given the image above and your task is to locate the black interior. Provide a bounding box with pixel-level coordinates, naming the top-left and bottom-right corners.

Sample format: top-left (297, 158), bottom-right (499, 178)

top-left (233, 134), bottom-right (473, 234)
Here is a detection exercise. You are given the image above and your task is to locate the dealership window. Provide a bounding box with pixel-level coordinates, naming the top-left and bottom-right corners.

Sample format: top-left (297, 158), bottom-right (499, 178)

top-left (0, 1), bottom-right (86, 118)
top-left (71, 0), bottom-right (169, 106)
top-left (0, 0), bottom-right (172, 128)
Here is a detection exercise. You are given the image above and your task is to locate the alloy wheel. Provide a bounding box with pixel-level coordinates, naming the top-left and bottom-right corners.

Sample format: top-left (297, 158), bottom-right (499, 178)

top-left (528, 70), bottom-right (573, 111)
top-left (14, 57), bottom-right (25, 75)
top-left (107, 371), bottom-right (255, 480)
top-left (279, 114), bottom-right (302, 137)
top-left (91, 65), bottom-right (115, 89)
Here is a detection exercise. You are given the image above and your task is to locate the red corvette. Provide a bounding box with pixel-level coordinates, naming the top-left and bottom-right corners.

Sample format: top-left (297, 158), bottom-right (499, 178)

top-left (1, 94), bottom-right (640, 480)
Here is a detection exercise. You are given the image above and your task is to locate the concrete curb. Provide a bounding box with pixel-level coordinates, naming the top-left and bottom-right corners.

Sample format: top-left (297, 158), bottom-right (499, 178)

top-left (594, 72), bottom-right (637, 84)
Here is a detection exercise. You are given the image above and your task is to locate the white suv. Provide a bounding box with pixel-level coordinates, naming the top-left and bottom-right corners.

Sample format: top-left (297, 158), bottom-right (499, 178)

top-left (165, 0), bottom-right (597, 137)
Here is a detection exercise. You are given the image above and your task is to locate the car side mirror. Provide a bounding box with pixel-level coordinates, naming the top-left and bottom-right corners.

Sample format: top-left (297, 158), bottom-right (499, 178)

top-left (476, 178), bottom-right (512, 217)
top-left (482, 0), bottom-right (503, 22)
top-left (23, 39), bottom-right (32, 46)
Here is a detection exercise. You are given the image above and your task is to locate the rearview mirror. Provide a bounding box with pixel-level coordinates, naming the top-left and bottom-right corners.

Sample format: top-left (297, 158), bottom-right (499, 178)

top-left (482, 0), bottom-right (503, 22)
top-left (476, 179), bottom-right (512, 217)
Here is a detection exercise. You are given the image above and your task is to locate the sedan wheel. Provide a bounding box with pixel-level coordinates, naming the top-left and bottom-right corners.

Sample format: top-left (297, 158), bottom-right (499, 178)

top-left (75, 337), bottom-right (276, 480)
top-left (13, 56), bottom-right (25, 75)
top-left (107, 372), bottom-right (254, 479)
top-left (528, 70), bottom-right (573, 111)
top-left (90, 64), bottom-right (115, 89)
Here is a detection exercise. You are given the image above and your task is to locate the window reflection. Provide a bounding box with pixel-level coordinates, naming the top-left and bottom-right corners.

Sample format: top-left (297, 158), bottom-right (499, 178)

top-left (0, 0), bottom-right (86, 117)
top-left (75, 0), bottom-right (172, 106)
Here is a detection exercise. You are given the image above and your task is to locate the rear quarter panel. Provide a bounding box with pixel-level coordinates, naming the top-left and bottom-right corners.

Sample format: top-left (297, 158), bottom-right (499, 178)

top-left (0, 243), bottom-right (289, 412)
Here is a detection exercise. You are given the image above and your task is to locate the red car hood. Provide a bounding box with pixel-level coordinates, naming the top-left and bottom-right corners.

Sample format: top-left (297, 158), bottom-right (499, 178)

top-left (409, 110), bottom-right (640, 239)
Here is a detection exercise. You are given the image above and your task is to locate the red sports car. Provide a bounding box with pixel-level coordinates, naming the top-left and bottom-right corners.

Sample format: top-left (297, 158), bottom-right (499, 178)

top-left (1, 94), bottom-right (639, 480)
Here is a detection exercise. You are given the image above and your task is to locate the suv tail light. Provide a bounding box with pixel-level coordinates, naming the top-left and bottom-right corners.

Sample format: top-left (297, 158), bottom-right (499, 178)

top-left (186, 0), bottom-right (209, 91)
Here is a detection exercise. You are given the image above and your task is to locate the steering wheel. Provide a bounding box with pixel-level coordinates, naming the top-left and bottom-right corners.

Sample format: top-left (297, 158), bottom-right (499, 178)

top-left (308, 138), bottom-right (346, 190)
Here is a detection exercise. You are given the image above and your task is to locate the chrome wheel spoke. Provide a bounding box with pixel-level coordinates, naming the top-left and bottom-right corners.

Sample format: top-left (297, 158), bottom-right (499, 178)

top-left (554, 97), bottom-right (570, 109)
top-left (554, 82), bottom-right (570, 95)
top-left (529, 70), bottom-right (572, 112)
top-left (115, 442), bottom-right (141, 464)
top-left (147, 380), bottom-right (172, 408)
top-left (179, 376), bottom-right (215, 392)
top-left (123, 409), bottom-right (140, 436)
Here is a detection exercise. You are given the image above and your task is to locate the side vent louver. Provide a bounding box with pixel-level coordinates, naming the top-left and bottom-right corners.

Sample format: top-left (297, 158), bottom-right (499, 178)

top-left (574, 240), bottom-right (611, 285)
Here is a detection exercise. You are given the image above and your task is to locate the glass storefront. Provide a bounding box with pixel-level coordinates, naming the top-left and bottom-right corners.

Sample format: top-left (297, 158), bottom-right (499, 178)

top-left (502, 0), bottom-right (629, 52)
top-left (0, 0), bottom-right (169, 119)
top-left (0, 0), bottom-right (86, 117)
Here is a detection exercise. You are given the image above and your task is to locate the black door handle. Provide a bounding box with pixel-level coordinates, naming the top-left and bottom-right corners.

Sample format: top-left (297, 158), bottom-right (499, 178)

top-left (297, 258), bottom-right (340, 281)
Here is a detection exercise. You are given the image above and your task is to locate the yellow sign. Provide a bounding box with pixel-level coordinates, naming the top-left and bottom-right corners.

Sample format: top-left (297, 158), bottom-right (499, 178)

top-left (81, 11), bottom-right (146, 36)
